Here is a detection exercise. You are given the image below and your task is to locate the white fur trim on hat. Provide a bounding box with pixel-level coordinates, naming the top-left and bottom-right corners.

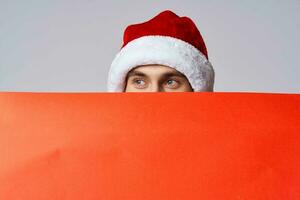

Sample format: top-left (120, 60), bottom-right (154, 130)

top-left (107, 35), bottom-right (215, 92)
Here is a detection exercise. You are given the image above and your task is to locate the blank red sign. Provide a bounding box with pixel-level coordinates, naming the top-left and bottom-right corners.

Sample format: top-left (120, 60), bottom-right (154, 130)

top-left (0, 92), bottom-right (299, 199)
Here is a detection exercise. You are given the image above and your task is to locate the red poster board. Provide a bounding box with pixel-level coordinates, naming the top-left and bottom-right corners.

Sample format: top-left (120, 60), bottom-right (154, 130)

top-left (0, 92), bottom-right (299, 199)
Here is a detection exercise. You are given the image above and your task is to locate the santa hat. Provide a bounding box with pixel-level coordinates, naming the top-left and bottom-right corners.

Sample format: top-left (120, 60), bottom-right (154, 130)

top-left (107, 10), bottom-right (215, 92)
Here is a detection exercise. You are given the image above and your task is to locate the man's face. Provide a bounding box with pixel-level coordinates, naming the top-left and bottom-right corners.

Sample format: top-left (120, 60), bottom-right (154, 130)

top-left (124, 64), bottom-right (193, 92)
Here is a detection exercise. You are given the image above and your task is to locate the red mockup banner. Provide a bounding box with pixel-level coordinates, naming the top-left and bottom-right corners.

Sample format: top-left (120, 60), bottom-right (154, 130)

top-left (0, 92), bottom-right (299, 199)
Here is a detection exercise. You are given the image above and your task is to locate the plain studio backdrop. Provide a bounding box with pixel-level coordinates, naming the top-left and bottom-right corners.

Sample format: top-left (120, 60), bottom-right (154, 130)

top-left (0, 0), bottom-right (299, 93)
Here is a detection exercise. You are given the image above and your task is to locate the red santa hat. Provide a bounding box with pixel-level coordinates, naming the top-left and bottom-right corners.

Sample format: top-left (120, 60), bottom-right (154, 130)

top-left (107, 10), bottom-right (215, 92)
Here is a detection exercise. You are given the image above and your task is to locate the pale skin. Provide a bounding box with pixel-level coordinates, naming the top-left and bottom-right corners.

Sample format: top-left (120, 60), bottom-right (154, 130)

top-left (124, 64), bottom-right (194, 92)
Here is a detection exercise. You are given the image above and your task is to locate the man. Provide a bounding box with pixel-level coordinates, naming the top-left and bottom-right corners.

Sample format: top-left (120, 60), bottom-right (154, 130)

top-left (107, 10), bottom-right (215, 92)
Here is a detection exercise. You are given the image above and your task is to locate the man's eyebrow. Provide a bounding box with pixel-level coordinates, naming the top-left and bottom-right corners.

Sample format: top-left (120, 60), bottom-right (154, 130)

top-left (161, 72), bottom-right (185, 78)
top-left (127, 71), bottom-right (146, 77)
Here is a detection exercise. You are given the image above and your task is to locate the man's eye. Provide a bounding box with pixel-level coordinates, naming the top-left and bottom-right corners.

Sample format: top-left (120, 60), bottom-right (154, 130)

top-left (166, 79), bottom-right (180, 88)
top-left (132, 78), bottom-right (147, 88)
top-left (134, 79), bottom-right (145, 85)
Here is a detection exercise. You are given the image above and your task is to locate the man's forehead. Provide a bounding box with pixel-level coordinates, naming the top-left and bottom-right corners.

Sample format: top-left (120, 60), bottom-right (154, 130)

top-left (127, 65), bottom-right (185, 77)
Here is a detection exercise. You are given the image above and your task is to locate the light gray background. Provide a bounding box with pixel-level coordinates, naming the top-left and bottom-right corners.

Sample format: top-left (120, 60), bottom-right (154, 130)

top-left (0, 0), bottom-right (299, 93)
